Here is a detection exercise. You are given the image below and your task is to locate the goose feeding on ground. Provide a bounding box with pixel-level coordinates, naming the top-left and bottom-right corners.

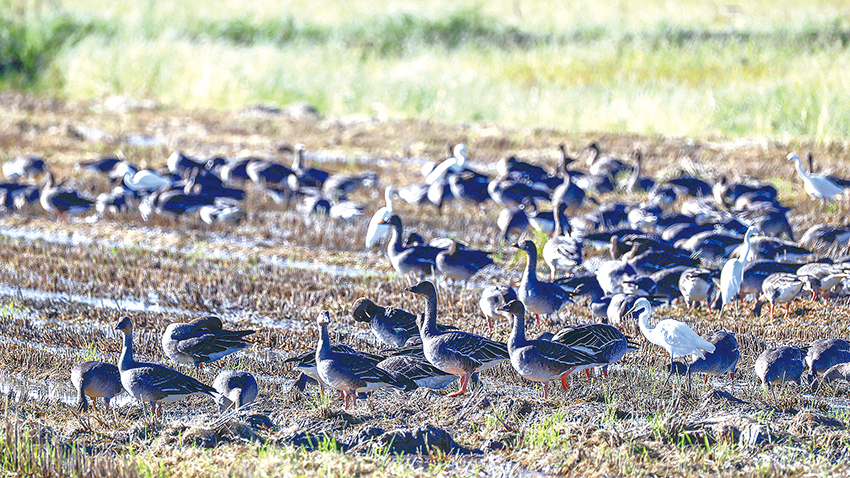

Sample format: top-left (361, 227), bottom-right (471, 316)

top-left (162, 316), bottom-right (254, 367)
top-left (406, 281), bottom-right (509, 397)
top-left (498, 300), bottom-right (602, 399)
top-left (213, 370), bottom-right (258, 411)
top-left (669, 331), bottom-right (739, 391)
top-left (806, 338), bottom-right (850, 380)
top-left (315, 312), bottom-right (406, 409)
top-left (3, 155), bottom-right (46, 179)
top-left (350, 297), bottom-right (455, 347)
top-left (629, 298), bottom-right (715, 393)
top-left (40, 172), bottom-right (95, 221)
top-left (115, 317), bottom-right (224, 417)
top-left (71, 361), bottom-right (123, 412)
top-left (787, 152), bottom-right (845, 202)
top-left (754, 345), bottom-right (805, 397)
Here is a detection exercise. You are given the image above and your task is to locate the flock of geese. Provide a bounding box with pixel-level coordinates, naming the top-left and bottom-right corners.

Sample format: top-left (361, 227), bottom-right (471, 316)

top-left (13, 142), bottom-right (850, 414)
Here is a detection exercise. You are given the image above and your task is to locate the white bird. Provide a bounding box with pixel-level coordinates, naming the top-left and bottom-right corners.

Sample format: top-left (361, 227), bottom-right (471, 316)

top-left (425, 144), bottom-right (467, 185)
top-left (629, 298), bottom-right (716, 393)
top-left (787, 152), bottom-right (845, 201)
top-left (123, 170), bottom-right (172, 192)
top-left (365, 186), bottom-right (395, 248)
top-left (719, 226), bottom-right (759, 318)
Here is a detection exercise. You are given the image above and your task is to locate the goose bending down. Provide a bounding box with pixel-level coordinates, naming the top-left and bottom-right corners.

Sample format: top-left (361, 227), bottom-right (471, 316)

top-left (315, 312), bottom-right (405, 409)
top-left (115, 317), bottom-right (224, 417)
top-left (542, 202), bottom-right (582, 280)
top-left (806, 338), bottom-right (850, 381)
top-left (669, 330), bottom-right (739, 391)
top-left (719, 226), bottom-right (760, 318)
top-left (213, 370), bottom-right (258, 411)
top-left (379, 215), bottom-right (443, 277)
top-left (40, 172), bottom-right (95, 221)
top-left (787, 152), bottom-right (845, 201)
top-left (754, 345), bottom-right (805, 396)
top-left (406, 281), bottom-right (509, 397)
top-left (629, 298), bottom-right (716, 393)
top-left (550, 323), bottom-right (638, 379)
top-left (499, 300), bottom-right (602, 398)
top-left (365, 186), bottom-right (396, 248)
top-left (351, 297), bottom-right (455, 347)
top-left (162, 316), bottom-right (255, 367)
top-left (760, 273), bottom-right (819, 320)
top-left (435, 240), bottom-right (494, 283)
top-left (479, 285), bottom-right (518, 331)
top-left (513, 239), bottom-right (573, 324)
top-left (71, 361), bottom-right (123, 412)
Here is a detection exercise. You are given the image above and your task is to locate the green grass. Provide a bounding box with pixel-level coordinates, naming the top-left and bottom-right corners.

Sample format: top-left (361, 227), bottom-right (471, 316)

top-left (6, 1), bottom-right (850, 139)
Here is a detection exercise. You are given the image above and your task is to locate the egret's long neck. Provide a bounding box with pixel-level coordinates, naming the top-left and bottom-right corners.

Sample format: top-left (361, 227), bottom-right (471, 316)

top-left (419, 291), bottom-right (439, 338)
top-left (507, 312), bottom-right (527, 351)
top-left (793, 158), bottom-right (808, 178)
top-left (553, 208), bottom-right (564, 237)
top-left (741, 234), bottom-right (754, 265)
top-left (385, 188), bottom-right (394, 212)
top-left (316, 324), bottom-right (331, 361)
top-left (522, 248), bottom-right (538, 285)
top-left (637, 311), bottom-right (652, 340)
top-left (118, 330), bottom-right (135, 372)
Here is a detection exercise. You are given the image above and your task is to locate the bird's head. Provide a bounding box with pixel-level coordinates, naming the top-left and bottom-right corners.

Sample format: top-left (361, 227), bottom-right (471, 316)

top-left (405, 280), bottom-right (435, 297)
top-left (786, 152), bottom-right (801, 163)
top-left (496, 299), bottom-right (525, 319)
top-left (625, 298), bottom-right (651, 319)
top-left (511, 240), bottom-right (535, 253)
top-left (378, 214), bottom-right (402, 228)
top-left (350, 297), bottom-right (380, 323)
top-left (316, 311), bottom-right (331, 327)
top-left (115, 316), bottom-right (133, 333)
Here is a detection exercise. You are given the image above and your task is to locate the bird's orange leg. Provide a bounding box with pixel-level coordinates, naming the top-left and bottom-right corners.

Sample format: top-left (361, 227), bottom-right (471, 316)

top-left (584, 368), bottom-right (591, 380)
top-left (447, 373), bottom-right (469, 397)
top-left (543, 382), bottom-right (549, 399)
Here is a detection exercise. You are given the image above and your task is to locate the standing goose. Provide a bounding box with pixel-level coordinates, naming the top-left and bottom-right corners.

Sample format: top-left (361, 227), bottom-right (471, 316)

top-left (513, 239), bottom-right (573, 324)
top-left (365, 186), bottom-right (396, 248)
top-left (629, 298), bottom-right (716, 393)
top-left (379, 215), bottom-right (443, 277)
top-left (71, 361), bottom-right (124, 412)
top-left (285, 344), bottom-right (384, 393)
top-left (669, 330), bottom-right (740, 391)
top-left (40, 172), bottom-right (95, 221)
top-left (550, 323), bottom-right (638, 379)
top-left (760, 273), bottom-right (819, 320)
top-left (678, 268), bottom-right (716, 311)
top-left (542, 202), bottom-right (582, 280)
top-left (796, 262), bottom-right (848, 300)
top-left (499, 300), bottom-right (602, 398)
top-left (115, 317), bottom-right (223, 417)
top-left (405, 281), bottom-right (509, 397)
top-left (351, 297), bottom-right (455, 347)
top-left (719, 225), bottom-right (760, 318)
top-left (550, 145), bottom-right (586, 212)
top-left (162, 316), bottom-right (255, 367)
top-left (435, 240), bottom-right (494, 283)
top-left (292, 144), bottom-right (330, 188)
top-left (315, 312), bottom-right (405, 409)
top-left (213, 370), bottom-right (258, 411)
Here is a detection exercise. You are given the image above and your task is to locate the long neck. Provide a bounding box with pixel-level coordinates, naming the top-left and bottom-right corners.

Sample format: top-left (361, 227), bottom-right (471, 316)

top-left (522, 248), bottom-right (538, 284)
top-left (385, 188), bottom-right (394, 212)
top-left (118, 330), bottom-right (135, 372)
top-left (419, 291), bottom-right (439, 338)
top-left (637, 311), bottom-right (652, 339)
top-left (553, 208), bottom-right (564, 237)
top-left (316, 324), bottom-right (331, 360)
top-left (741, 234), bottom-right (754, 264)
top-left (628, 154), bottom-right (641, 192)
top-left (508, 313), bottom-right (527, 351)
top-left (793, 158), bottom-right (808, 178)
top-left (293, 148), bottom-right (304, 170)
top-left (387, 221), bottom-right (405, 255)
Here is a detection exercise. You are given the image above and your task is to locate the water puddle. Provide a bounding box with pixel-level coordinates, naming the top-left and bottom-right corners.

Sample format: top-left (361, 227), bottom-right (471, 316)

top-left (0, 286), bottom-right (202, 316)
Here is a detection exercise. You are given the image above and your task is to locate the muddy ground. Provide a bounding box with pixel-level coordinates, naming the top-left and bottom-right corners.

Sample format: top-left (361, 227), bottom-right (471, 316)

top-left (2, 92), bottom-right (850, 476)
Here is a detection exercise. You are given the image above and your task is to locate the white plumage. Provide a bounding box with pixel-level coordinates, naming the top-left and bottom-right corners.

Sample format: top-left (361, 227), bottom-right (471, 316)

top-left (424, 144), bottom-right (467, 185)
top-left (787, 152), bottom-right (845, 200)
top-left (719, 226), bottom-right (759, 317)
top-left (365, 186), bottom-right (395, 248)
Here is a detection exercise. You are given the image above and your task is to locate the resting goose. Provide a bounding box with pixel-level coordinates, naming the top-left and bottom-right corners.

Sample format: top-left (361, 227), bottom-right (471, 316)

top-left (40, 172), bottom-right (95, 221)
top-left (435, 240), bottom-right (494, 283)
top-left (162, 316), bottom-right (254, 367)
top-left (213, 370), bottom-right (258, 411)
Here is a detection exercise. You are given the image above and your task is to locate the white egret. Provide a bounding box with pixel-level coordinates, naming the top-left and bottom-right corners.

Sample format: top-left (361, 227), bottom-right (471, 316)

top-left (719, 226), bottom-right (759, 318)
top-left (364, 186), bottom-right (395, 248)
top-left (787, 152), bottom-right (845, 201)
top-left (629, 298), bottom-right (716, 393)
top-left (425, 144), bottom-right (467, 185)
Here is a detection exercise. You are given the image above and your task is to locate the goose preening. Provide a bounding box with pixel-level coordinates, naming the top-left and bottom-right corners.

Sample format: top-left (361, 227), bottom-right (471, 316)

top-left (787, 152), bottom-right (845, 202)
top-left (669, 330), bottom-right (739, 391)
top-left (719, 226), bottom-right (760, 318)
top-left (351, 297), bottom-right (455, 347)
top-left (213, 370), bottom-right (258, 411)
top-left (406, 281), bottom-right (509, 397)
top-left (542, 202), bottom-right (582, 280)
top-left (315, 312), bottom-right (406, 409)
top-left (365, 186), bottom-right (396, 248)
top-left (499, 300), bottom-right (602, 399)
top-left (115, 317), bottom-right (224, 417)
top-left (71, 361), bottom-right (123, 412)
top-left (629, 298), bottom-right (716, 393)
top-left (161, 316), bottom-right (254, 368)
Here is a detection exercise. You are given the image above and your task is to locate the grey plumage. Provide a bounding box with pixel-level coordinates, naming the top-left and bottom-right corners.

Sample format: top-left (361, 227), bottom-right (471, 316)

top-left (70, 361), bottom-right (123, 412)
top-left (162, 316), bottom-right (254, 367)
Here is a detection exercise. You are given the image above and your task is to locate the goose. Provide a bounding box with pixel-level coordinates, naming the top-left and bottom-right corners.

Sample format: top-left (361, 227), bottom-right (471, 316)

top-left (550, 323), bottom-right (638, 379)
top-left (669, 330), bottom-right (739, 391)
top-left (167, 151), bottom-right (207, 176)
top-left (815, 362), bottom-right (850, 391)
top-left (799, 224), bottom-right (850, 251)
top-left (71, 361), bottom-right (124, 412)
top-left (787, 152), bottom-right (845, 202)
top-left (622, 150), bottom-right (654, 193)
top-left (435, 240), bottom-right (494, 283)
top-left (550, 145), bottom-right (586, 212)
top-left (161, 316), bottom-right (254, 367)
top-left (322, 171), bottom-right (379, 201)
top-left (96, 186), bottom-right (133, 215)
top-left (513, 239), bottom-right (574, 324)
top-left (805, 338), bottom-right (850, 380)
top-left (3, 154), bottom-right (46, 179)
top-left (115, 317), bottom-right (224, 417)
top-left (585, 143), bottom-right (631, 178)
top-left (497, 154), bottom-right (550, 184)
top-left (542, 202), bottom-right (582, 280)
top-left (40, 172), bottom-right (95, 221)
top-left (376, 355), bottom-right (460, 391)
top-left (76, 156), bottom-right (122, 174)
top-left (365, 186), bottom-right (396, 248)
top-left (754, 345), bottom-right (805, 396)
top-left (629, 298), bottom-right (716, 393)
top-left (479, 285), bottom-right (518, 331)
top-left (406, 281), bottom-right (509, 397)
top-left (596, 259), bottom-right (638, 295)
top-left (315, 312), bottom-right (405, 409)
top-left (198, 201), bottom-right (245, 226)
top-left (448, 170), bottom-right (491, 206)
top-left (796, 262), bottom-right (848, 299)
top-left (678, 268), bottom-right (715, 311)
top-left (246, 159), bottom-right (294, 186)
top-left (291, 144), bottom-right (330, 188)
top-left (213, 370), bottom-right (258, 411)
top-left (219, 157), bottom-right (255, 184)
top-left (379, 215), bottom-right (443, 277)
top-left (499, 300), bottom-right (602, 398)
top-left (719, 225), bottom-right (759, 318)
top-left (350, 297), bottom-right (455, 347)
top-left (285, 344), bottom-right (384, 393)
top-left (497, 206), bottom-right (530, 241)
top-left (760, 273), bottom-right (819, 320)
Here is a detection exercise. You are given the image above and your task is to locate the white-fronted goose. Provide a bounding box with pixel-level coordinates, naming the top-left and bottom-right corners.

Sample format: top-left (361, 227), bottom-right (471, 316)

top-left (40, 172), bottom-right (95, 221)
top-left (162, 316), bottom-right (254, 367)
top-left (71, 361), bottom-right (123, 412)
top-left (669, 330), bottom-right (739, 391)
top-left (213, 370), bottom-right (258, 411)
top-left (513, 239), bottom-right (573, 324)
top-left (479, 285), bottom-right (518, 331)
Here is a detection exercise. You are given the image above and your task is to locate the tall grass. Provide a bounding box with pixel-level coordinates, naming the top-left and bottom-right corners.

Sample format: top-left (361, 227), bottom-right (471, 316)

top-left (5, 1), bottom-right (850, 139)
